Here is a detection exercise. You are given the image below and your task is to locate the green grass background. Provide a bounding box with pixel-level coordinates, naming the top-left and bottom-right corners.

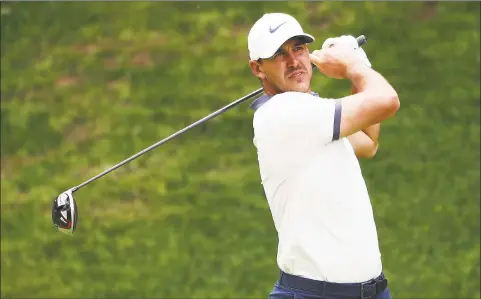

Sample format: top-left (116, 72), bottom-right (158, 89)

top-left (1, 2), bottom-right (480, 298)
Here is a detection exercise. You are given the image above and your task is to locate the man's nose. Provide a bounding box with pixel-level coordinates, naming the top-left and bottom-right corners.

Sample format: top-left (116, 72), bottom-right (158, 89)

top-left (286, 52), bottom-right (299, 67)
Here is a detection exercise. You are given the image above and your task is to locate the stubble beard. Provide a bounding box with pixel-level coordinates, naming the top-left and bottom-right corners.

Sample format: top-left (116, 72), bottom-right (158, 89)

top-left (266, 76), bottom-right (311, 94)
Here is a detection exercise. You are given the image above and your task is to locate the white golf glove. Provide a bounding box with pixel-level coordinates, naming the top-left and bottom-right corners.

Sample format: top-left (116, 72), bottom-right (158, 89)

top-left (321, 35), bottom-right (372, 68)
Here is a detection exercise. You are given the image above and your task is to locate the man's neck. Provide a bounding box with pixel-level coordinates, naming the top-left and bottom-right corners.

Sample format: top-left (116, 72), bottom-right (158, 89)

top-left (263, 88), bottom-right (313, 96)
top-left (262, 84), bottom-right (281, 96)
top-left (251, 88), bottom-right (319, 111)
top-left (261, 82), bottom-right (313, 96)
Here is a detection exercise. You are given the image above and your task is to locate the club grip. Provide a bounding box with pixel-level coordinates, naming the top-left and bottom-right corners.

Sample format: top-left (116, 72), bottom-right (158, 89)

top-left (356, 35), bottom-right (367, 47)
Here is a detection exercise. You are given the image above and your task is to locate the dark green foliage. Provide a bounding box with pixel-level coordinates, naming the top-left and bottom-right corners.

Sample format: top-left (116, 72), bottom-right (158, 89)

top-left (1, 2), bottom-right (479, 298)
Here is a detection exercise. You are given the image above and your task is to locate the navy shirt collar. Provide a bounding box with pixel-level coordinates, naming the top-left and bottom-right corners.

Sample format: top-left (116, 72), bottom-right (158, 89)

top-left (250, 91), bottom-right (320, 111)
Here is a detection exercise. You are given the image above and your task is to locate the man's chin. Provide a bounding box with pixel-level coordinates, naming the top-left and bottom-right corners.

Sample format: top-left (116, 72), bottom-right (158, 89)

top-left (287, 82), bottom-right (311, 93)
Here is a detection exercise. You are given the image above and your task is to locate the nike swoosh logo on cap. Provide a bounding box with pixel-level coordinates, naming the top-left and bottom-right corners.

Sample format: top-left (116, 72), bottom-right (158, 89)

top-left (269, 21), bottom-right (287, 33)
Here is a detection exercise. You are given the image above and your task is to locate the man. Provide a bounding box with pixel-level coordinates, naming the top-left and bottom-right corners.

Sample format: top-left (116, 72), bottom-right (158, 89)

top-left (247, 13), bottom-right (399, 299)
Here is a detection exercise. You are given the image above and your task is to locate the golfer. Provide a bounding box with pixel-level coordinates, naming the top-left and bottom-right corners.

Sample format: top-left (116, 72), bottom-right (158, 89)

top-left (247, 13), bottom-right (399, 299)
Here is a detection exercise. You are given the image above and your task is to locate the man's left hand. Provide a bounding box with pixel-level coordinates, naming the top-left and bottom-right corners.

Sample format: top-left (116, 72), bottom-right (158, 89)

top-left (321, 35), bottom-right (372, 68)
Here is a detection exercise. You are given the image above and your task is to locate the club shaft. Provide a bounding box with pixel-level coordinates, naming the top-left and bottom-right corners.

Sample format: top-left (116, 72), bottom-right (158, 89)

top-left (72, 35), bottom-right (367, 193)
top-left (72, 87), bottom-right (265, 192)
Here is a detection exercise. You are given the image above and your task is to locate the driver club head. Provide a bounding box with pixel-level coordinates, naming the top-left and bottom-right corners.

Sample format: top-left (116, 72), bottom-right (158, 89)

top-left (52, 189), bottom-right (78, 235)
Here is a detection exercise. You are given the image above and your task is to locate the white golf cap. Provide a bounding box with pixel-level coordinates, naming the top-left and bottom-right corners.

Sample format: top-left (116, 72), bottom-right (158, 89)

top-left (248, 13), bottom-right (315, 61)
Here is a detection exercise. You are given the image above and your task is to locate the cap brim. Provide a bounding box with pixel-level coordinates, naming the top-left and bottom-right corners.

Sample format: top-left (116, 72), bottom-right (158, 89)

top-left (259, 33), bottom-right (315, 60)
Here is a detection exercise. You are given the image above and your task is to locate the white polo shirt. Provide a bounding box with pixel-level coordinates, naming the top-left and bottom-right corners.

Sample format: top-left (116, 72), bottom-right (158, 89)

top-left (251, 91), bottom-right (382, 283)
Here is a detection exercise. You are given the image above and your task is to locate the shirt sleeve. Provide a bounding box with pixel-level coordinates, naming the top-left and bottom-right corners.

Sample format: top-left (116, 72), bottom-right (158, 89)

top-left (266, 92), bottom-right (342, 146)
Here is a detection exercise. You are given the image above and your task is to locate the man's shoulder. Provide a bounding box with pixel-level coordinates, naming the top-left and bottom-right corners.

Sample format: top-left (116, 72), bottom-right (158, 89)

top-left (253, 91), bottom-right (334, 121)
top-left (269, 91), bottom-right (334, 111)
top-left (266, 91), bottom-right (324, 107)
top-left (272, 91), bottom-right (318, 100)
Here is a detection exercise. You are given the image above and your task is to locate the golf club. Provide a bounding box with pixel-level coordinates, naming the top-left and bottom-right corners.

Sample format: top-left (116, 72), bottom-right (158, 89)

top-left (52, 35), bottom-right (367, 235)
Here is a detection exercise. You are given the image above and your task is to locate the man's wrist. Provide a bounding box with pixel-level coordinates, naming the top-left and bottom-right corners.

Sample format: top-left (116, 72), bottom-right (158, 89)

top-left (346, 62), bottom-right (371, 81)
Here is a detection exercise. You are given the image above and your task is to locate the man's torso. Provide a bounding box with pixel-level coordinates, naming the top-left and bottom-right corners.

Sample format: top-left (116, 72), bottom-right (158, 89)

top-left (251, 92), bottom-right (382, 283)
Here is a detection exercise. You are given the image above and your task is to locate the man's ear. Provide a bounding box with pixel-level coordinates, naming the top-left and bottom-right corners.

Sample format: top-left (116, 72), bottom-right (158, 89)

top-left (249, 60), bottom-right (266, 80)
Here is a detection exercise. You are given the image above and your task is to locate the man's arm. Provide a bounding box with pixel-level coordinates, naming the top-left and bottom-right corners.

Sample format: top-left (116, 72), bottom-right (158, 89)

top-left (309, 42), bottom-right (399, 145)
top-left (337, 63), bottom-right (398, 140)
top-left (347, 84), bottom-right (380, 158)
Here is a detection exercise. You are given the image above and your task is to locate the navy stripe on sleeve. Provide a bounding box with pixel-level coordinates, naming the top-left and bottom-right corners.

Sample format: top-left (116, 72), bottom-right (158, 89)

top-left (332, 100), bottom-right (342, 141)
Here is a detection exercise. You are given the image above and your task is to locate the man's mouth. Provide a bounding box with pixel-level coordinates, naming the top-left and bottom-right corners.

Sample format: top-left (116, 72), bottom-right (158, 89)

top-left (288, 70), bottom-right (305, 78)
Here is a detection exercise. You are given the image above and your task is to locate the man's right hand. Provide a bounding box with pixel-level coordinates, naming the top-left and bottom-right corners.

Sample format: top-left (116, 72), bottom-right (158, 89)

top-left (309, 40), bottom-right (368, 80)
top-left (310, 35), bottom-right (399, 142)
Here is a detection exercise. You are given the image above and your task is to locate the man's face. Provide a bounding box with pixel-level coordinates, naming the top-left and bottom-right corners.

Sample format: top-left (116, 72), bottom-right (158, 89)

top-left (250, 37), bottom-right (313, 94)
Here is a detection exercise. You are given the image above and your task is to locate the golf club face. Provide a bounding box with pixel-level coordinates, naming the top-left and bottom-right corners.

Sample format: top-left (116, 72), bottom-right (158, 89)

top-left (52, 190), bottom-right (78, 235)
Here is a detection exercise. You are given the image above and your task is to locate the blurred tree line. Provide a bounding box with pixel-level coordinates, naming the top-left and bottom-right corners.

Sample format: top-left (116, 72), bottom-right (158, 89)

top-left (1, 1), bottom-right (479, 298)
